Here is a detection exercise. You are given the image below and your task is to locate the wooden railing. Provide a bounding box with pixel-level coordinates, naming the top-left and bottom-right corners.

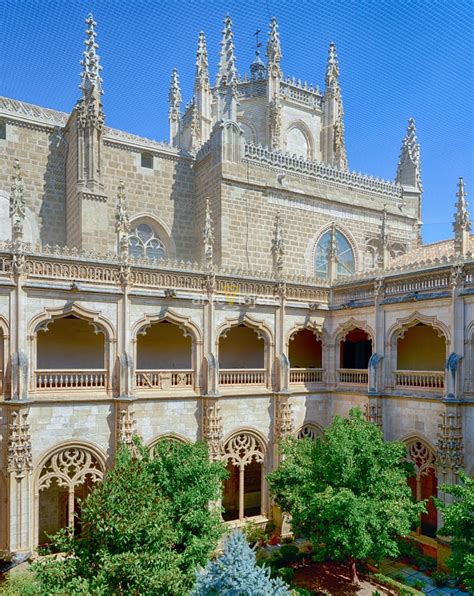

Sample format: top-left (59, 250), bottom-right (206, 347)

top-left (337, 369), bottom-right (368, 385)
top-left (135, 370), bottom-right (194, 390)
top-left (394, 370), bottom-right (444, 390)
top-left (290, 368), bottom-right (323, 384)
top-left (219, 369), bottom-right (266, 386)
top-left (35, 370), bottom-right (107, 390)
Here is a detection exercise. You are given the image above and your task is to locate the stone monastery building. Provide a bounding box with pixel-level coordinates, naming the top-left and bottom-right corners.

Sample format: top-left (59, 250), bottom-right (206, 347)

top-left (0, 13), bottom-right (473, 560)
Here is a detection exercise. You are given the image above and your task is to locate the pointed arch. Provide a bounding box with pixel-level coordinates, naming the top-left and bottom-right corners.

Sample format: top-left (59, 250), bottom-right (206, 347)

top-left (295, 422), bottom-right (324, 440)
top-left (147, 432), bottom-right (191, 453)
top-left (387, 312), bottom-right (450, 344)
top-left (307, 222), bottom-right (360, 278)
top-left (132, 308), bottom-right (202, 345)
top-left (128, 213), bottom-right (176, 259)
top-left (28, 303), bottom-right (115, 340)
top-left (333, 318), bottom-right (375, 344)
top-left (284, 120), bottom-right (315, 161)
top-left (216, 314), bottom-right (273, 346)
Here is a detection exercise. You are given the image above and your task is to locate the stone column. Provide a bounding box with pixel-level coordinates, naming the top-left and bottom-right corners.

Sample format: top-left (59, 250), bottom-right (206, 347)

top-left (7, 408), bottom-right (33, 555)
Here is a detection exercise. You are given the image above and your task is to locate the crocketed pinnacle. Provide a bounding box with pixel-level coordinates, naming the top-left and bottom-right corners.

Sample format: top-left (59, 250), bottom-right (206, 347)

top-left (216, 15), bottom-right (237, 87)
top-left (80, 13), bottom-right (103, 96)
top-left (195, 31), bottom-right (209, 89)
top-left (266, 17), bottom-right (282, 66)
top-left (395, 118), bottom-right (422, 190)
top-left (454, 177), bottom-right (471, 237)
top-left (325, 41), bottom-right (339, 87)
top-left (168, 69), bottom-right (182, 113)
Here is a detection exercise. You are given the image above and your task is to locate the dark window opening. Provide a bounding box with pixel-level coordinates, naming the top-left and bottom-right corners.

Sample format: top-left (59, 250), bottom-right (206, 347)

top-left (340, 328), bottom-right (372, 368)
top-left (141, 152), bottom-right (153, 168)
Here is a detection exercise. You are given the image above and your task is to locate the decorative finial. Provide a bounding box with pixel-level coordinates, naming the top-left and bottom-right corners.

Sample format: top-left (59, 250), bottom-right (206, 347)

top-left (216, 15), bottom-right (237, 87)
top-left (195, 31), bottom-right (210, 90)
top-left (10, 159), bottom-right (25, 243)
top-left (203, 198), bottom-right (214, 270)
top-left (168, 69), bottom-right (182, 114)
top-left (325, 41), bottom-right (339, 87)
top-left (272, 212), bottom-right (284, 276)
top-left (115, 181), bottom-right (130, 258)
top-left (80, 13), bottom-right (103, 96)
top-left (396, 118), bottom-right (422, 191)
top-left (453, 177), bottom-right (471, 256)
top-left (266, 17), bottom-right (282, 68)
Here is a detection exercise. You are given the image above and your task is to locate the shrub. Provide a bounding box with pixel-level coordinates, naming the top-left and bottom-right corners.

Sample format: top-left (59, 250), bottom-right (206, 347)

top-left (243, 520), bottom-right (267, 546)
top-left (419, 555), bottom-right (437, 572)
top-left (431, 571), bottom-right (449, 587)
top-left (278, 567), bottom-right (295, 584)
top-left (0, 569), bottom-right (41, 596)
top-left (411, 579), bottom-right (425, 591)
top-left (279, 544), bottom-right (299, 563)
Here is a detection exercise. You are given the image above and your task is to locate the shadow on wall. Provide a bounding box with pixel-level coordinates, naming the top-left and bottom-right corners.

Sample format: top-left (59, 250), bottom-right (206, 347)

top-left (170, 158), bottom-right (197, 261)
top-left (39, 129), bottom-right (67, 246)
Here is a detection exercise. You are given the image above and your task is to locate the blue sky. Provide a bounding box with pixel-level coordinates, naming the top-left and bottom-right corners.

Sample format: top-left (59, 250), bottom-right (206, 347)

top-left (1, 0), bottom-right (473, 244)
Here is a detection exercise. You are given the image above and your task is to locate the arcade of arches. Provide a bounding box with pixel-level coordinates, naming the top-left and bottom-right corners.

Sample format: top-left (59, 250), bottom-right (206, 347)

top-left (219, 324), bottom-right (265, 369)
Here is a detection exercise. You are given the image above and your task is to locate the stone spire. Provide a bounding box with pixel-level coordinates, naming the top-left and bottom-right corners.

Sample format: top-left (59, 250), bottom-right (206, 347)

top-left (193, 32), bottom-right (212, 147)
top-left (266, 17), bottom-right (282, 72)
top-left (325, 41), bottom-right (339, 88)
top-left (10, 160), bottom-right (25, 243)
top-left (322, 42), bottom-right (348, 171)
top-left (272, 212), bottom-right (284, 277)
top-left (215, 15), bottom-right (238, 121)
top-left (80, 13), bottom-right (103, 98)
top-left (396, 118), bottom-right (422, 191)
top-left (195, 31), bottom-right (210, 92)
top-left (453, 177), bottom-right (471, 256)
top-left (168, 69), bottom-right (182, 146)
top-left (203, 198), bottom-right (214, 270)
top-left (115, 181), bottom-right (130, 259)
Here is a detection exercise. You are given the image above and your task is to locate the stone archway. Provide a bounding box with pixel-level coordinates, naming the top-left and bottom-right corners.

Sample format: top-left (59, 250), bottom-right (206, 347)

top-left (405, 438), bottom-right (438, 537)
top-left (35, 443), bottom-right (106, 546)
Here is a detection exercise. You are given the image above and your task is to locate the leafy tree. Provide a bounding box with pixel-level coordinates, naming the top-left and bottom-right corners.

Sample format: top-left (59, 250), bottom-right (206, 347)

top-left (192, 530), bottom-right (290, 595)
top-left (268, 408), bottom-right (424, 584)
top-left (33, 439), bottom-right (227, 595)
top-left (436, 472), bottom-right (474, 592)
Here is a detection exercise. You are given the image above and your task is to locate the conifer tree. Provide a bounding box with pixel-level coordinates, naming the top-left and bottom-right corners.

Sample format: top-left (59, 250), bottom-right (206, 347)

top-left (192, 530), bottom-right (290, 595)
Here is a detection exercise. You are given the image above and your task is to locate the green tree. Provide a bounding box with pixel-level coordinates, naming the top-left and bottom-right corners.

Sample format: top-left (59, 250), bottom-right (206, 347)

top-left (268, 408), bottom-right (424, 584)
top-left (33, 439), bottom-right (227, 595)
top-left (436, 472), bottom-right (474, 592)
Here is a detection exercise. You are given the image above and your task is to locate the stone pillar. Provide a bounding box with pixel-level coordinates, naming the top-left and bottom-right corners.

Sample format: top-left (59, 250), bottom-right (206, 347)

top-left (7, 408), bottom-right (33, 555)
top-left (10, 251), bottom-right (28, 401)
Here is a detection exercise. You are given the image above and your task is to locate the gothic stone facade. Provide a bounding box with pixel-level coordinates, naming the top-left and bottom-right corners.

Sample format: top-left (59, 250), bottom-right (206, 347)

top-left (0, 14), bottom-right (473, 558)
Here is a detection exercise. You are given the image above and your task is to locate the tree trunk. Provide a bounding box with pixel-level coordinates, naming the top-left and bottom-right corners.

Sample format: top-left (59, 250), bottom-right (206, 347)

top-left (349, 556), bottom-right (360, 585)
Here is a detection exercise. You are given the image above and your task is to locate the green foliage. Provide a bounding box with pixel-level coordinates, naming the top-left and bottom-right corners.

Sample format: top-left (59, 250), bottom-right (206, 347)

top-left (290, 588), bottom-right (311, 596)
top-left (192, 530), bottom-right (290, 595)
top-left (242, 520), bottom-right (267, 546)
top-left (279, 544), bottom-right (299, 563)
top-left (0, 569), bottom-right (42, 595)
top-left (372, 572), bottom-right (424, 595)
top-left (436, 472), bottom-right (474, 592)
top-left (431, 571), bottom-right (449, 587)
top-left (33, 439), bottom-right (227, 595)
top-left (268, 408), bottom-right (425, 571)
top-left (411, 579), bottom-right (425, 591)
top-left (277, 566), bottom-right (295, 584)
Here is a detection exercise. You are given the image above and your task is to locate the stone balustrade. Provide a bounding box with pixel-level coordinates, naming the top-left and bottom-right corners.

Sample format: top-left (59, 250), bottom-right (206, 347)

top-left (219, 369), bottom-right (267, 386)
top-left (135, 370), bottom-right (194, 390)
top-left (35, 370), bottom-right (107, 390)
top-left (394, 370), bottom-right (444, 390)
top-left (289, 368), bottom-right (324, 384)
top-left (337, 369), bottom-right (369, 385)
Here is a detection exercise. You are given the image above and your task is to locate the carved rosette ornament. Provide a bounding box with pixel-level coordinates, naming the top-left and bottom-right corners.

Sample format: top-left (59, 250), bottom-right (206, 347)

top-left (7, 410), bottom-right (33, 479)
top-left (203, 399), bottom-right (223, 460)
top-left (437, 411), bottom-right (464, 473)
top-left (276, 395), bottom-right (294, 441)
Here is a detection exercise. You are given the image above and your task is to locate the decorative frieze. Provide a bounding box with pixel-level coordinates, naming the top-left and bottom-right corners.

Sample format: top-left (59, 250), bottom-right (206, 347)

top-left (7, 410), bottom-right (33, 479)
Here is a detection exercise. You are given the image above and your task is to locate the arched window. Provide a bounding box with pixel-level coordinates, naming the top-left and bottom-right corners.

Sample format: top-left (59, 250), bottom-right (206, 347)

top-left (315, 228), bottom-right (355, 278)
top-left (129, 223), bottom-right (166, 260)
top-left (285, 127), bottom-right (309, 159)
top-left (406, 440), bottom-right (437, 537)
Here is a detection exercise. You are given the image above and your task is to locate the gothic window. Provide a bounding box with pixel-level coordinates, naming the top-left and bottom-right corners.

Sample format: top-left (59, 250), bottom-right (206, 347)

top-left (285, 127), bottom-right (309, 160)
top-left (297, 424), bottom-right (322, 441)
top-left (37, 446), bottom-right (105, 543)
top-left (406, 440), bottom-right (438, 537)
top-left (222, 432), bottom-right (265, 521)
top-left (315, 228), bottom-right (355, 278)
top-left (141, 152), bottom-right (153, 168)
top-left (0, 121), bottom-right (6, 140)
top-left (129, 223), bottom-right (165, 260)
